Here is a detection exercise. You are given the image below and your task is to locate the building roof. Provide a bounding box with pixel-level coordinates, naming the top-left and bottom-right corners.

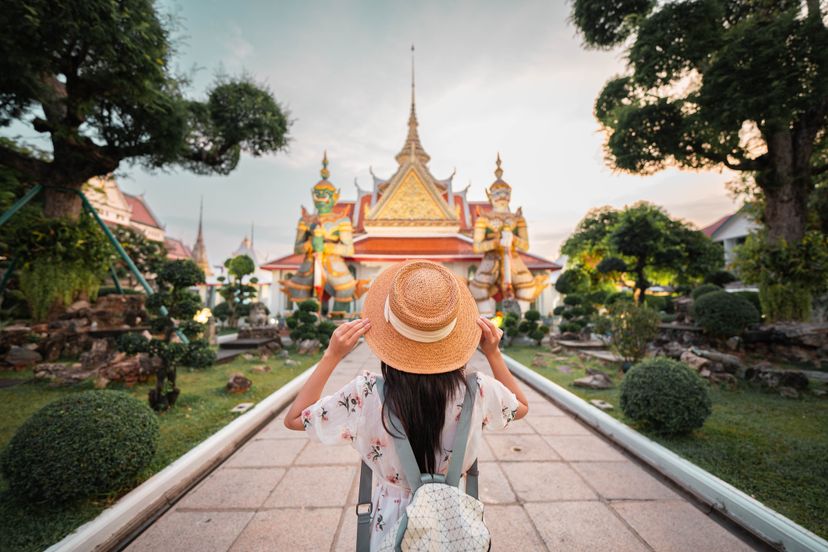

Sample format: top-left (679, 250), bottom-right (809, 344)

top-left (701, 214), bottom-right (734, 238)
top-left (124, 193), bottom-right (164, 229)
top-left (164, 237), bottom-right (193, 260)
top-left (260, 235), bottom-right (561, 271)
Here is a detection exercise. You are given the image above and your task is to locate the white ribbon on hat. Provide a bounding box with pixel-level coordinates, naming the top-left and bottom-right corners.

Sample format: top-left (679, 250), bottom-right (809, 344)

top-left (384, 297), bottom-right (457, 343)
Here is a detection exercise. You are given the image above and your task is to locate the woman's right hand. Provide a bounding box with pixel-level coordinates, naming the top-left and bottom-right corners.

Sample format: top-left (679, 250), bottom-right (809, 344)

top-left (477, 316), bottom-right (503, 358)
top-left (324, 318), bottom-right (371, 362)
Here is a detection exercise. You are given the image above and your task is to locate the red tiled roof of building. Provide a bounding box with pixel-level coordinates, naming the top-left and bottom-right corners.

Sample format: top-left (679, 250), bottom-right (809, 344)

top-left (124, 193), bottom-right (163, 229)
top-left (701, 214), bottom-right (733, 238)
top-left (164, 237), bottom-right (192, 260)
top-left (260, 235), bottom-right (561, 271)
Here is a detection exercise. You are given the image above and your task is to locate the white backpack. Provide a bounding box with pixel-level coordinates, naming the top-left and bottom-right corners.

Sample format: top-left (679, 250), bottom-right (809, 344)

top-left (356, 373), bottom-right (491, 552)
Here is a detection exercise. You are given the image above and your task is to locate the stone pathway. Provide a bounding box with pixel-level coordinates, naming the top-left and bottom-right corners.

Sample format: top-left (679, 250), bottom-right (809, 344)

top-left (127, 343), bottom-right (762, 551)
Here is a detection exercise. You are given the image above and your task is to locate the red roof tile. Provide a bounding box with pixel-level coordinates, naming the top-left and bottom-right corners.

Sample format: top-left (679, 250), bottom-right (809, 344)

top-left (124, 193), bottom-right (163, 229)
top-left (701, 214), bottom-right (733, 238)
top-left (164, 237), bottom-right (192, 260)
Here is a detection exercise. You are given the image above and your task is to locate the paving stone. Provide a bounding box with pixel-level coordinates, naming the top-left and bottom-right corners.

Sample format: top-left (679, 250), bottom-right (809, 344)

top-left (486, 434), bottom-right (560, 461)
top-left (476, 437), bottom-right (495, 461)
top-left (333, 507), bottom-right (358, 552)
top-left (224, 437), bottom-right (306, 468)
top-left (484, 504), bottom-right (546, 550)
top-left (295, 440), bottom-right (362, 465)
top-left (254, 417), bottom-right (306, 439)
top-left (265, 465), bottom-right (356, 507)
top-left (612, 500), bottom-right (755, 552)
top-left (502, 462), bottom-right (597, 501)
top-left (526, 501), bottom-right (649, 551)
top-left (490, 417), bottom-right (535, 434)
top-left (544, 435), bottom-right (627, 462)
top-left (525, 398), bottom-right (567, 416)
top-left (526, 415), bottom-right (592, 435)
top-left (176, 468), bottom-right (285, 510)
top-left (571, 462), bottom-right (680, 500)
top-left (477, 462), bottom-right (517, 504)
top-left (230, 507), bottom-right (341, 551)
top-left (127, 511), bottom-right (254, 552)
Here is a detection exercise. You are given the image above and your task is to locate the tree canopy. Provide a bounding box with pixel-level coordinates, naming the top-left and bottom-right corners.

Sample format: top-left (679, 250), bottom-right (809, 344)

top-left (0, 0), bottom-right (290, 218)
top-left (570, 0), bottom-right (828, 245)
top-left (561, 202), bottom-right (722, 301)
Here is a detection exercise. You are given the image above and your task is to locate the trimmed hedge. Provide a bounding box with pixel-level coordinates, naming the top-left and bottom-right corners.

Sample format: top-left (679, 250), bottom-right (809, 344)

top-left (620, 358), bottom-right (712, 434)
top-left (693, 290), bottom-right (760, 337)
top-left (0, 390), bottom-right (159, 503)
top-left (691, 283), bottom-right (722, 300)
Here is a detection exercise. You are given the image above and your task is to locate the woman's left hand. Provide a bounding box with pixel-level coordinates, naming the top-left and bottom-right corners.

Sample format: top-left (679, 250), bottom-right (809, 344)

top-left (324, 318), bottom-right (371, 361)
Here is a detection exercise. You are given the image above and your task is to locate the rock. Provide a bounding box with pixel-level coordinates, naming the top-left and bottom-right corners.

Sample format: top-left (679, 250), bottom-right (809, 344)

top-left (277, 349), bottom-right (290, 359)
top-left (33, 362), bottom-right (96, 384)
top-left (298, 339), bottom-right (322, 355)
top-left (590, 399), bottom-right (614, 411)
top-left (511, 336), bottom-right (537, 347)
top-left (241, 353), bottom-right (255, 361)
top-left (559, 332), bottom-right (579, 341)
top-left (258, 353), bottom-right (270, 362)
top-left (284, 359), bottom-right (299, 367)
top-left (231, 402), bottom-right (255, 413)
top-left (755, 369), bottom-right (809, 390)
top-left (80, 338), bottom-right (116, 371)
top-left (66, 300), bottom-right (91, 314)
top-left (573, 373), bottom-right (613, 389)
top-left (725, 336), bottom-right (741, 351)
top-left (779, 386), bottom-right (800, 399)
top-left (548, 344), bottom-right (563, 354)
top-left (812, 388), bottom-right (827, 397)
top-left (226, 373), bottom-right (252, 394)
top-left (556, 365), bottom-right (572, 374)
top-left (663, 341), bottom-right (685, 359)
top-left (98, 353), bottom-right (156, 386)
top-left (710, 372), bottom-right (738, 387)
top-left (531, 355), bottom-right (547, 368)
top-left (4, 346), bottom-right (42, 369)
top-left (699, 368), bottom-right (712, 379)
top-left (680, 351), bottom-right (710, 372)
top-left (251, 364), bottom-right (271, 373)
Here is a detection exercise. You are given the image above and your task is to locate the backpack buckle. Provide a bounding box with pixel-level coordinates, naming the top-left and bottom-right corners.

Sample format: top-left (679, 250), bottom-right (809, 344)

top-left (356, 501), bottom-right (373, 520)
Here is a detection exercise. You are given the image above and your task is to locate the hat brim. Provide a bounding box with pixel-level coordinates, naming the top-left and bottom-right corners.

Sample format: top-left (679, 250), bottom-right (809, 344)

top-left (361, 261), bottom-right (482, 374)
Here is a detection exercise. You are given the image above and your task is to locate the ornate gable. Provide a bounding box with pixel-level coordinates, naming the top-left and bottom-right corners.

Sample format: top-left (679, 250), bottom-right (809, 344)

top-left (365, 166), bottom-right (457, 226)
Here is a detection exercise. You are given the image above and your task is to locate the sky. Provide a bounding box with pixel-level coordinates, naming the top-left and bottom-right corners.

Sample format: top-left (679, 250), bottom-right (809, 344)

top-left (14, 0), bottom-right (741, 269)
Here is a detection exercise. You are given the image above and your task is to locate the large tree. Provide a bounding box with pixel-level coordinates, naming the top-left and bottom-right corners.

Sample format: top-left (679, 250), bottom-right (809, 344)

top-left (0, 0), bottom-right (289, 219)
top-left (562, 202), bottom-right (722, 301)
top-left (570, 0), bottom-right (828, 245)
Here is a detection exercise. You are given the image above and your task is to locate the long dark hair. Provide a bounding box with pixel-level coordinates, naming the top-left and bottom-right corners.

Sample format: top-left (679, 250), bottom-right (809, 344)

top-left (381, 361), bottom-right (466, 475)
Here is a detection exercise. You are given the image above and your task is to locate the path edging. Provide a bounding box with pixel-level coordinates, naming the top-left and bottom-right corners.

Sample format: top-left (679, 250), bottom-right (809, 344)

top-left (503, 353), bottom-right (828, 552)
top-left (45, 362), bottom-right (318, 552)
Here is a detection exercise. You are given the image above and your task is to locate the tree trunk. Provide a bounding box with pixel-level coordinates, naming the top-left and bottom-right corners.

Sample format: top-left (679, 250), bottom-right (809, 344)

top-left (762, 129), bottom-right (812, 244)
top-left (43, 185), bottom-right (84, 219)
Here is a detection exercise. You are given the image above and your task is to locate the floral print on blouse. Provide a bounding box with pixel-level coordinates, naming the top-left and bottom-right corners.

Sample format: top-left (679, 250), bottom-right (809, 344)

top-left (303, 370), bottom-right (519, 551)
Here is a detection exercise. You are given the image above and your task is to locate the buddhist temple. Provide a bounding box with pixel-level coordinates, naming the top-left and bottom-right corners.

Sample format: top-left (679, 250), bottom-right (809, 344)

top-left (261, 62), bottom-right (561, 316)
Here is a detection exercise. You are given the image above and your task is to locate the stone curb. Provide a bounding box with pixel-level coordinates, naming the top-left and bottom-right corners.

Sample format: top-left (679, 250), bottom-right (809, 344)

top-left (503, 353), bottom-right (828, 552)
top-left (45, 361), bottom-right (319, 552)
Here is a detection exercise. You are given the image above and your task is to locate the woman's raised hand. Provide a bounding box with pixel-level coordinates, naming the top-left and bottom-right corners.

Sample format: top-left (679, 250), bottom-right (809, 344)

top-left (476, 316), bottom-right (503, 358)
top-left (324, 318), bottom-right (371, 361)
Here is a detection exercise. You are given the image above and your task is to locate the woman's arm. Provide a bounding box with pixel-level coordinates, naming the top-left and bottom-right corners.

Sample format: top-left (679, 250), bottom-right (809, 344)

top-left (476, 317), bottom-right (529, 420)
top-left (284, 318), bottom-right (371, 430)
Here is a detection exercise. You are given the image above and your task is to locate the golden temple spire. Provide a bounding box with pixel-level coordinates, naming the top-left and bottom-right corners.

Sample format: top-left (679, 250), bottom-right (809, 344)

top-left (495, 152), bottom-right (504, 179)
top-left (490, 152), bottom-right (511, 192)
top-left (395, 44), bottom-right (431, 166)
top-left (320, 150), bottom-right (330, 180)
top-left (192, 196), bottom-right (212, 277)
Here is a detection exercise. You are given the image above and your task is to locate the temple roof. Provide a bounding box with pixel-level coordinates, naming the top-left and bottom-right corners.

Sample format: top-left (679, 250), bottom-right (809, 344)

top-left (165, 237), bottom-right (193, 260)
top-left (124, 193), bottom-right (163, 229)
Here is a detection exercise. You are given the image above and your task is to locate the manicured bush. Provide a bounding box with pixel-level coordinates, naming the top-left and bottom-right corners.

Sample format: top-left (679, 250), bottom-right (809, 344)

top-left (693, 291), bottom-right (760, 337)
top-left (733, 291), bottom-right (762, 317)
top-left (563, 294), bottom-right (584, 306)
top-left (524, 309), bottom-right (541, 322)
top-left (705, 270), bottom-right (737, 287)
top-left (609, 302), bottom-right (660, 363)
top-left (620, 358), bottom-right (711, 435)
top-left (0, 390), bottom-right (159, 503)
top-left (691, 283), bottom-right (721, 300)
top-left (606, 291), bottom-right (634, 305)
top-left (552, 305), bottom-right (566, 316)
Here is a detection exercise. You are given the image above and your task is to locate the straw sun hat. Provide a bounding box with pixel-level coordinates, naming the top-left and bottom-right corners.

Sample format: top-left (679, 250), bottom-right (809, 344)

top-left (361, 260), bottom-right (482, 374)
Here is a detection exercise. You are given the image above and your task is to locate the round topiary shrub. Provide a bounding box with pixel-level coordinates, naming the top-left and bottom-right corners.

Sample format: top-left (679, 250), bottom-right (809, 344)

top-left (693, 290), bottom-right (760, 337)
top-left (691, 283), bottom-right (721, 300)
top-left (0, 390), bottom-right (159, 503)
top-left (620, 358), bottom-right (712, 435)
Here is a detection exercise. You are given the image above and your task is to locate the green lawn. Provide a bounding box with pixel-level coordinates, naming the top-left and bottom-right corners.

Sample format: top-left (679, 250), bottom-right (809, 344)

top-left (0, 350), bottom-right (321, 552)
top-left (506, 345), bottom-right (828, 540)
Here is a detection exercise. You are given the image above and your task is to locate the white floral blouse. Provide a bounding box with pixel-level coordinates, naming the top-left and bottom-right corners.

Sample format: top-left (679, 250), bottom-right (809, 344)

top-left (302, 370), bottom-right (520, 551)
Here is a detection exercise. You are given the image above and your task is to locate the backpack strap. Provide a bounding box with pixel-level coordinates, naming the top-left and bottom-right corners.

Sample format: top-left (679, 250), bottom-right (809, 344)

top-left (446, 372), bottom-right (479, 488)
top-left (355, 460), bottom-right (373, 552)
top-left (378, 377), bottom-right (429, 493)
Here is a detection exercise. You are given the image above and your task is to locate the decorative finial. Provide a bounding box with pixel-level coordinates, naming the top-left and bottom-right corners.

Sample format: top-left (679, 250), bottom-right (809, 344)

top-left (411, 44), bottom-right (415, 108)
top-left (495, 152), bottom-right (504, 180)
top-left (320, 150), bottom-right (330, 180)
